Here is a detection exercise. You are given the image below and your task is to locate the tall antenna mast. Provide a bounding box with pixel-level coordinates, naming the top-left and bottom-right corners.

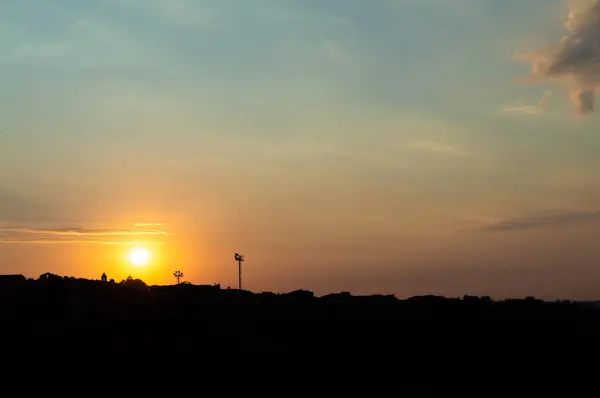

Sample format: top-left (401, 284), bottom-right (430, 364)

top-left (234, 253), bottom-right (244, 290)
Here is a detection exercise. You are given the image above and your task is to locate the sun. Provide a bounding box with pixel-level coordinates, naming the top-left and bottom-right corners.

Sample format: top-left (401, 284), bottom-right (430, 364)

top-left (128, 247), bottom-right (151, 267)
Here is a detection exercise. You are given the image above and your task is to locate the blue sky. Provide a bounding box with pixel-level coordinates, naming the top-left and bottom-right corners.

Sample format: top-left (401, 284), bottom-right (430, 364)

top-left (1, 0), bottom-right (600, 299)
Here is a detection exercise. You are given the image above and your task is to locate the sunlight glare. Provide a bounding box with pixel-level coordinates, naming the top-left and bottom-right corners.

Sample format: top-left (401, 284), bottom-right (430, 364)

top-left (129, 247), bottom-right (151, 267)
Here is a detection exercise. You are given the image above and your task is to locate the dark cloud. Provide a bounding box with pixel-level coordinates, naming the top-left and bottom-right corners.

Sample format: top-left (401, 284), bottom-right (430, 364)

top-left (480, 209), bottom-right (600, 232)
top-left (520, 0), bottom-right (600, 115)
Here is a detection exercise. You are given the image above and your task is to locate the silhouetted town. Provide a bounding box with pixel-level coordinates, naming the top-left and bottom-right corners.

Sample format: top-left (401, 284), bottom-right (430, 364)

top-left (2, 271), bottom-right (600, 361)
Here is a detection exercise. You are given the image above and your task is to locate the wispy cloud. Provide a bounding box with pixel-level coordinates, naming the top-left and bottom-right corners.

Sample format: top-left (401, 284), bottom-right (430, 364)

top-left (322, 40), bottom-right (348, 63)
top-left (2, 1), bottom-right (165, 70)
top-left (106, 0), bottom-right (218, 29)
top-left (0, 223), bottom-right (171, 244)
top-left (409, 141), bottom-right (473, 157)
top-left (498, 90), bottom-right (552, 116)
top-left (479, 209), bottom-right (600, 232)
top-left (255, 3), bottom-right (352, 26)
top-left (133, 222), bottom-right (166, 227)
top-left (0, 239), bottom-right (165, 245)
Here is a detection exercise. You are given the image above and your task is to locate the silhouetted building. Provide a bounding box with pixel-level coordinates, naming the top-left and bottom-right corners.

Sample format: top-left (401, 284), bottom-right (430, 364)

top-left (101, 273), bottom-right (107, 282)
top-left (0, 274), bottom-right (27, 288)
top-left (287, 289), bottom-right (315, 299)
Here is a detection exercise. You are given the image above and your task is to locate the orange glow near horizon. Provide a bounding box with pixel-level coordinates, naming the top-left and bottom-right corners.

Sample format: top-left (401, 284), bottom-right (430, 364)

top-left (114, 242), bottom-right (164, 284)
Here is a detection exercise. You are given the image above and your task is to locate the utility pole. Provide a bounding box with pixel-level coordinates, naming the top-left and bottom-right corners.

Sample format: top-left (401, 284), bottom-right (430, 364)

top-left (234, 253), bottom-right (244, 290)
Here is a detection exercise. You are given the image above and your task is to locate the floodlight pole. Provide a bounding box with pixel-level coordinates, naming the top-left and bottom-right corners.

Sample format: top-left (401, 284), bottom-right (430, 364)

top-left (238, 259), bottom-right (242, 290)
top-left (234, 253), bottom-right (244, 290)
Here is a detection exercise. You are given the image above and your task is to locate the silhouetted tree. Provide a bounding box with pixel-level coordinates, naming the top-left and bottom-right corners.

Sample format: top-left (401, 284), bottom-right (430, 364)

top-left (173, 271), bottom-right (183, 285)
top-left (132, 278), bottom-right (147, 287)
top-left (38, 272), bottom-right (62, 281)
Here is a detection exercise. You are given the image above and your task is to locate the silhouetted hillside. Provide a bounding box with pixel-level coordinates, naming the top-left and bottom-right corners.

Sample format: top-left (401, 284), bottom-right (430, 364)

top-left (2, 273), bottom-right (600, 364)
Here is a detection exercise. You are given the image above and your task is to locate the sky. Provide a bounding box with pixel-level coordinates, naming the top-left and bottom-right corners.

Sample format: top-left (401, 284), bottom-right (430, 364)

top-left (2, 0), bottom-right (600, 300)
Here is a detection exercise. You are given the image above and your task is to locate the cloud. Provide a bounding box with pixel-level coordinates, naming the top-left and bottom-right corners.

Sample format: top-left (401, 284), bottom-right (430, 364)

top-left (133, 222), bottom-right (166, 227)
top-left (0, 223), bottom-right (171, 244)
top-left (6, 227), bottom-right (170, 236)
top-left (2, 1), bottom-right (171, 70)
top-left (409, 141), bottom-right (472, 157)
top-left (479, 209), bottom-right (600, 232)
top-left (106, 0), bottom-right (217, 29)
top-left (0, 239), bottom-right (164, 245)
top-left (255, 2), bottom-right (352, 26)
top-left (499, 90), bottom-right (552, 115)
top-left (322, 40), bottom-right (348, 63)
top-left (518, 0), bottom-right (600, 115)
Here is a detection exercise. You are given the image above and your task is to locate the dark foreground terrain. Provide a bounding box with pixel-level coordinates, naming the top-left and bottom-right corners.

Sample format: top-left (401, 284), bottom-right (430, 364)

top-left (2, 273), bottom-right (600, 371)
